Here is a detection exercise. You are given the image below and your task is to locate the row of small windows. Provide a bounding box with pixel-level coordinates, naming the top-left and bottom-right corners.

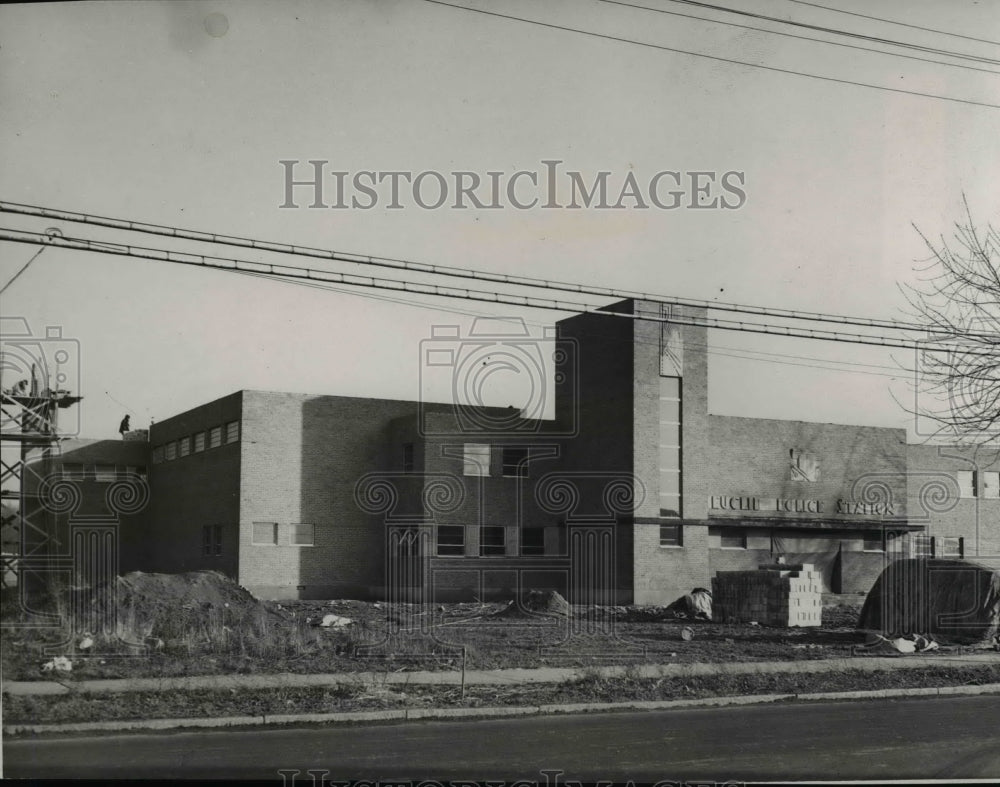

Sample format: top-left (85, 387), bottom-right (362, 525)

top-left (251, 521), bottom-right (315, 547)
top-left (433, 525), bottom-right (545, 556)
top-left (59, 464), bottom-right (147, 482)
top-left (957, 470), bottom-right (1000, 499)
top-left (153, 421), bottom-right (239, 464)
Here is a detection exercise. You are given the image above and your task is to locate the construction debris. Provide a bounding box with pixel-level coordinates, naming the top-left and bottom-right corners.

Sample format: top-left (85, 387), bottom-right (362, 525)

top-left (41, 656), bottom-right (72, 673)
top-left (712, 562), bottom-right (823, 627)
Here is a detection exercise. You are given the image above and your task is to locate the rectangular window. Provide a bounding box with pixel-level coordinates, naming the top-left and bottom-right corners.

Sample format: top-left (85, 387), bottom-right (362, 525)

top-left (202, 525), bottom-right (222, 556)
top-left (165, 441), bottom-right (177, 461)
top-left (209, 426), bottom-right (222, 449)
top-left (94, 464), bottom-right (117, 482)
top-left (462, 443), bottom-right (490, 477)
top-left (436, 525), bottom-right (465, 556)
top-left (863, 531), bottom-right (885, 552)
top-left (910, 533), bottom-right (933, 557)
top-left (480, 526), bottom-right (506, 556)
top-left (957, 470), bottom-right (976, 498)
top-left (659, 376), bottom-right (682, 518)
top-left (402, 443), bottom-right (415, 473)
top-left (122, 465), bottom-right (147, 481)
top-left (720, 530), bottom-right (747, 549)
top-left (178, 436), bottom-right (190, 457)
top-left (981, 471), bottom-right (1000, 499)
top-left (290, 523), bottom-right (315, 546)
top-left (501, 447), bottom-right (529, 478)
top-left (940, 536), bottom-right (964, 558)
top-left (226, 421), bottom-right (239, 444)
top-left (660, 523), bottom-right (683, 547)
top-left (252, 521), bottom-right (278, 546)
top-left (151, 446), bottom-right (164, 464)
top-left (521, 527), bottom-right (545, 556)
top-left (193, 432), bottom-right (206, 453)
top-left (61, 463), bottom-right (85, 480)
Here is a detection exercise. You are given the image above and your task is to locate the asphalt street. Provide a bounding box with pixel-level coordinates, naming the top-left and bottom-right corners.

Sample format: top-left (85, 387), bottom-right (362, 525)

top-left (4, 694), bottom-right (999, 781)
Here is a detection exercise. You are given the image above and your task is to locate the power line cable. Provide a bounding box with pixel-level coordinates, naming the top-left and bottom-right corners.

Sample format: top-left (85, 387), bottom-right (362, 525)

top-left (781, 0), bottom-right (1000, 48)
top-left (420, 0), bottom-right (1000, 109)
top-left (660, 0), bottom-right (1000, 65)
top-left (1, 200), bottom-right (984, 339)
top-left (1, 227), bottom-right (992, 354)
top-left (601, 0), bottom-right (1000, 75)
top-left (0, 245), bottom-right (47, 295)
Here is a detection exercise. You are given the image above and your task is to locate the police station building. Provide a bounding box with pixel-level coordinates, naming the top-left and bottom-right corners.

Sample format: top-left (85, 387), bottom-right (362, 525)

top-left (38, 299), bottom-right (1000, 604)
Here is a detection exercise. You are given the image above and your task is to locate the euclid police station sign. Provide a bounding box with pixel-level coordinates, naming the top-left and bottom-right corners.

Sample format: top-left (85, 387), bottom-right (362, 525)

top-left (709, 495), bottom-right (895, 517)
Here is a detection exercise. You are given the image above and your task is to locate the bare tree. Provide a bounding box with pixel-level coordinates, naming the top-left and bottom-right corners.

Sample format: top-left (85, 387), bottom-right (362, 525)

top-left (900, 199), bottom-right (1000, 443)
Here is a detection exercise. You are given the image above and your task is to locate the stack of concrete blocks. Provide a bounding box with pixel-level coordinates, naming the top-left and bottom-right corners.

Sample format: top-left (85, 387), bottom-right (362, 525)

top-left (711, 562), bottom-right (823, 627)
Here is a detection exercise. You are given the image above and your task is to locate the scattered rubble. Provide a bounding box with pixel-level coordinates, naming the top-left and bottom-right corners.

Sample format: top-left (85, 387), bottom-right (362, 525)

top-left (41, 656), bottom-right (72, 673)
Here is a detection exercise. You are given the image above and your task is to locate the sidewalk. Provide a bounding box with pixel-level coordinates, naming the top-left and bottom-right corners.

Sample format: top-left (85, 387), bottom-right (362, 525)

top-left (5, 652), bottom-right (997, 696)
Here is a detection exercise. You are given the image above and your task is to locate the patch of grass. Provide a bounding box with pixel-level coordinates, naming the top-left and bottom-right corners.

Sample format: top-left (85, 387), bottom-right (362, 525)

top-left (5, 665), bottom-right (998, 726)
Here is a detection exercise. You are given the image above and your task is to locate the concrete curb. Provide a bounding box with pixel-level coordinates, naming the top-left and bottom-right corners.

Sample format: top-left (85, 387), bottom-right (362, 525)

top-left (5, 653), bottom-right (999, 696)
top-left (5, 683), bottom-right (1000, 736)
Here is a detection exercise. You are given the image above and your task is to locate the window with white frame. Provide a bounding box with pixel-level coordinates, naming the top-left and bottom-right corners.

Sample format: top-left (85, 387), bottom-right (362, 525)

top-left (252, 521), bottom-right (278, 546)
top-left (660, 523), bottom-right (683, 547)
top-left (462, 443), bottom-right (490, 477)
top-left (290, 523), bottom-right (315, 546)
top-left (436, 525), bottom-right (465, 556)
top-left (957, 470), bottom-right (976, 498)
top-left (940, 536), bottom-right (964, 558)
top-left (226, 421), bottom-right (239, 444)
top-left (981, 471), bottom-right (1000, 499)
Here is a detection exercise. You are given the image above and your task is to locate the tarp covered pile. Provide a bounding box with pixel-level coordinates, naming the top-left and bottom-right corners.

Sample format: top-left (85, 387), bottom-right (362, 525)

top-left (858, 558), bottom-right (1000, 645)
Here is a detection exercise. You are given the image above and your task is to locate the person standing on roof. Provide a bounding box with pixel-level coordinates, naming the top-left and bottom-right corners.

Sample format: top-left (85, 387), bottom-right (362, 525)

top-left (118, 414), bottom-right (130, 438)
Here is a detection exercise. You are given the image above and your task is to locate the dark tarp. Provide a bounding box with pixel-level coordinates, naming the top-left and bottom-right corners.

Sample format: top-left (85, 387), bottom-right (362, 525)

top-left (858, 558), bottom-right (1000, 644)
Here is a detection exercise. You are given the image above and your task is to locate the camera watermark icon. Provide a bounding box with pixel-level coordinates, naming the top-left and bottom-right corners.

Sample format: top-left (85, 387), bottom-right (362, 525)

top-left (1, 317), bottom-right (82, 437)
top-left (418, 318), bottom-right (578, 438)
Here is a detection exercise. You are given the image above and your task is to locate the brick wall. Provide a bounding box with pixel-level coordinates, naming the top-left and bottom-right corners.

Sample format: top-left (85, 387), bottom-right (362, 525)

top-left (147, 392), bottom-right (243, 579)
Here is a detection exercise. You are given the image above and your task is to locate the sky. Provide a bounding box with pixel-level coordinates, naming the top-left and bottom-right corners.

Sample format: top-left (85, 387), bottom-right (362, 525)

top-left (1, 0), bottom-right (998, 444)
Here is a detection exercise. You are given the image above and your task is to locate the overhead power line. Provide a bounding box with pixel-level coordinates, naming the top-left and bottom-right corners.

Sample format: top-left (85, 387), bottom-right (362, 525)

top-left (781, 0), bottom-right (1000, 48)
top-left (421, 0), bottom-right (1000, 110)
top-left (660, 0), bottom-right (1000, 66)
top-left (600, 0), bottom-right (1000, 76)
top-left (0, 199), bottom-right (983, 339)
top-left (1, 226), bottom-right (993, 355)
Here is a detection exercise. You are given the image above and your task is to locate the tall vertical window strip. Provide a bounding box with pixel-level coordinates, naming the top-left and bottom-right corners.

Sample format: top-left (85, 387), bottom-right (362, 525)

top-left (659, 376), bottom-right (682, 518)
top-left (226, 421), bottom-right (239, 444)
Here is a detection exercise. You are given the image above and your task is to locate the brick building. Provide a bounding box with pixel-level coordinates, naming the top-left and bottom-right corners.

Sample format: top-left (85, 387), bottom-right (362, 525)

top-left (25, 299), bottom-right (1000, 603)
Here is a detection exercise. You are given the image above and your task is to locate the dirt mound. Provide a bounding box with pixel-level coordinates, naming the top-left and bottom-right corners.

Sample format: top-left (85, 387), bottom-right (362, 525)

top-left (494, 589), bottom-right (571, 619)
top-left (109, 571), bottom-right (277, 640)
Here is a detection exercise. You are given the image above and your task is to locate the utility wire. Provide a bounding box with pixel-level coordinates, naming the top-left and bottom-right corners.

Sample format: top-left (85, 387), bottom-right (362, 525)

top-left (0, 245), bottom-right (46, 296)
top-left (781, 0), bottom-right (1000, 49)
top-left (1, 227), bottom-right (994, 355)
top-left (601, 0), bottom-right (1000, 76)
top-left (420, 0), bottom-right (1000, 109)
top-left (1, 200), bottom-right (985, 339)
top-left (661, 0), bottom-right (1000, 65)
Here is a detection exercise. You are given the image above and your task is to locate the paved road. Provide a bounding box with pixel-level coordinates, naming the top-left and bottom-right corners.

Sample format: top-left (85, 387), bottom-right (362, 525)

top-left (5, 695), bottom-right (1000, 781)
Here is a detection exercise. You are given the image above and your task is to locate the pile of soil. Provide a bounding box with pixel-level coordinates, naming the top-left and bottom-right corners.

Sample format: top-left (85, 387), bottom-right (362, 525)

top-left (494, 589), bottom-right (571, 619)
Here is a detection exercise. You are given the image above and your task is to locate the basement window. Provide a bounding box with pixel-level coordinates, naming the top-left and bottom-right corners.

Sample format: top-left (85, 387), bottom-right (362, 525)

top-left (252, 521), bottom-right (279, 546)
top-left (436, 525), bottom-right (465, 556)
top-left (659, 524), bottom-right (683, 548)
top-left (480, 526), bottom-right (506, 556)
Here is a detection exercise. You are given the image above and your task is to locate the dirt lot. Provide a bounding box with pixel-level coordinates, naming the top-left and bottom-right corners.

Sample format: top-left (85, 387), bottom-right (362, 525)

top-left (0, 571), bottom-right (982, 681)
